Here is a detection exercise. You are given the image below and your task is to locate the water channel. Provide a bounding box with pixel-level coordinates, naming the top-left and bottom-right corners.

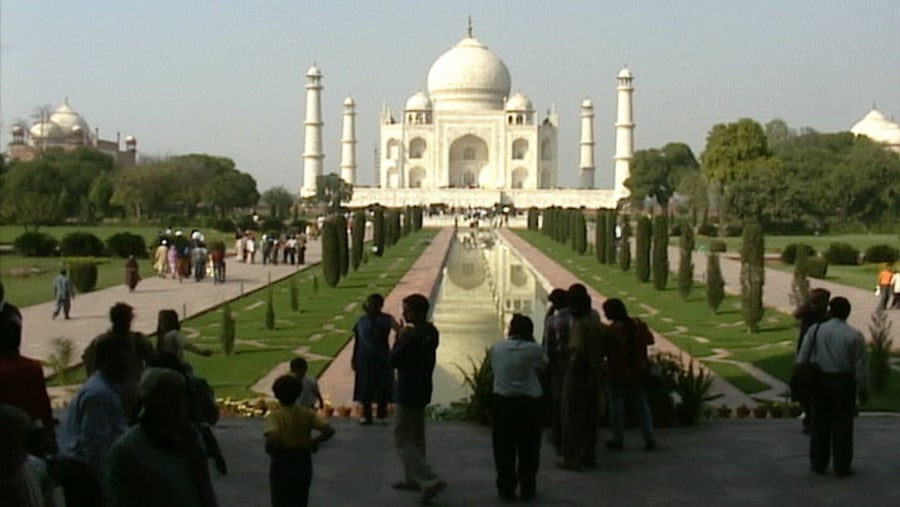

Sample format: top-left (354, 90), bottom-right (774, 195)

top-left (430, 228), bottom-right (550, 405)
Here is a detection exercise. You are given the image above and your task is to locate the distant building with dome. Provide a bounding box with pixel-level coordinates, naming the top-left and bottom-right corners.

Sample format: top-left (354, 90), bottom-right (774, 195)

top-left (850, 107), bottom-right (900, 153)
top-left (7, 100), bottom-right (138, 165)
top-left (300, 25), bottom-right (634, 210)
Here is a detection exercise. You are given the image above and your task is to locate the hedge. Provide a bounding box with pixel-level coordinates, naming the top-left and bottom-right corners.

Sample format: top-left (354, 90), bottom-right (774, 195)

top-left (60, 232), bottom-right (105, 257)
top-left (68, 259), bottom-right (98, 293)
top-left (824, 242), bottom-right (860, 266)
top-left (864, 244), bottom-right (899, 264)
top-left (106, 232), bottom-right (149, 259)
top-left (780, 243), bottom-right (816, 265)
top-left (806, 257), bottom-right (829, 279)
top-left (14, 232), bottom-right (59, 257)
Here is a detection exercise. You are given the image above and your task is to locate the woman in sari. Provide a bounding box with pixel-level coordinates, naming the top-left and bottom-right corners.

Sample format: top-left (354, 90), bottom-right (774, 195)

top-left (351, 294), bottom-right (398, 424)
top-left (125, 256), bottom-right (140, 292)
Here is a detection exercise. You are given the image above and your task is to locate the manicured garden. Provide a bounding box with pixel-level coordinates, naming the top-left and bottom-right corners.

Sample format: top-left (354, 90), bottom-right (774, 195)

top-left (181, 228), bottom-right (437, 399)
top-left (516, 229), bottom-right (900, 412)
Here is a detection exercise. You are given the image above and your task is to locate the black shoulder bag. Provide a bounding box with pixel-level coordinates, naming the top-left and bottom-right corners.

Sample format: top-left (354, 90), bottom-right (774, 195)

top-left (790, 324), bottom-right (821, 403)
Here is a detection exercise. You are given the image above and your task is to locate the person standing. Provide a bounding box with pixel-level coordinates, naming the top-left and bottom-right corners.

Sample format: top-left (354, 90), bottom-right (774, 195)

top-left (210, 247), bottom-right (226, 285)
top-left (153, 240), bottom-right (169, 277)
top-left (390, 294), bottom-right (446, 504)
top-left (0, 281), bottom-right (23, 345)
top-left (297, 233), bottom-right (307, 265)
top-left (876, 264), bottom-right (893, 310)
top-left (490, 314), bottom-right (547, 502)
top-left (558, 285), bottom-right (607, 470)
top-left (106, 368), bottom-right (219, 507)
top-left (265, 375), bottom-right (335, 507)
top-left (60, 337), bottom-right (132, 491)
top-left (52, 269), bottom-right (75, 320)
top-left (792, 287), bottom-right (831, 433)
top-left (167, 244), bottom-right (179, 281)
top-left (124, 255), bottom-right (140, 293)
top-left (289, 358), bottom-right (325, 410)
top-left (796, 297), bottom-right (868, 477)
top-left (601, 298), bottom-right (656, 451)
top-left (891, 268), bottom-right (900, 309)
top-left (542, 288), bottom-right (571, 456)
top-left (156, 310), bottom-right (213, 367)
top-left (352, 294), bottom-right (397, 425)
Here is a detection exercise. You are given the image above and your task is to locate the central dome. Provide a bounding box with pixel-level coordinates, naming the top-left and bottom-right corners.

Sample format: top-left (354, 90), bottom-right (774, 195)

top-left (427, 36), bottom-right (511, 112)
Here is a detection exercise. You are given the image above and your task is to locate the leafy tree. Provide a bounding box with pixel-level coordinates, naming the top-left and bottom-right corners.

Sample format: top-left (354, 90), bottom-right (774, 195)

top-left (635, 215), bottom-right (652, 282)
top-left (676, 171), bottom-right (709, 228)
top-left (261, 186), bottom-right (295, 220)
top-left (651, 215), bottom-right (669, 290)
top-left (0, 158), bottom-right (66, 229)
top-left (628, 142), bottom-right (699, 214)
top-left (740, 221), bottom-right (765, 332)
top-left (706, 253), bottom-right (725, 314)
top-left (764, 118), bottom-right (796, 147)
top-left (206, 169), bottom-right (260, 218)
top-left (678, 218), bottom-right (695, 299)
top-left (315, 173), bottom-right (353, 213)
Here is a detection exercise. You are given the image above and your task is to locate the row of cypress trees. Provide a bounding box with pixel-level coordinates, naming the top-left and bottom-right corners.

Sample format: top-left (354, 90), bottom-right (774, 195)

top-left (322, 205), bottom-right (425, 287)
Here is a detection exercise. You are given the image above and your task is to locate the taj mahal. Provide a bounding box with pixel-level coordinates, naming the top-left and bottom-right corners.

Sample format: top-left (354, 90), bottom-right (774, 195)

top-left (299, 26), bottom-right (634, 209)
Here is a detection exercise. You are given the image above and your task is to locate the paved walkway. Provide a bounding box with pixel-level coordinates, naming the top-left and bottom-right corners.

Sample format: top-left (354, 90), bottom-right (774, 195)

top-left (15, 240), bottom-right (322, 368)
top-left (209, 415), bottom-right (900, 506)
top-left (317, 227), bottom-right (454, 405)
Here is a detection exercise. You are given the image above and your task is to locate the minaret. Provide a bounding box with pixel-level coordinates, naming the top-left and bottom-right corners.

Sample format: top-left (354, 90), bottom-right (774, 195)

top-left (301, 64), bottom-right (324, 198)
top-left (613, 66), bottom-right (634, 200)
top-left (340, 96), bottom-right (357, 185)
top-left (579, 98), bottom-right (595, 189)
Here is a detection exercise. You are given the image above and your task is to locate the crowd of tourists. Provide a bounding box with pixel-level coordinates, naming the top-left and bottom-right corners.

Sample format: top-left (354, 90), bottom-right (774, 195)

top-left (151, 229), bottom-right (226, 285)
top-left (233, 229), bottom-right (308, 266)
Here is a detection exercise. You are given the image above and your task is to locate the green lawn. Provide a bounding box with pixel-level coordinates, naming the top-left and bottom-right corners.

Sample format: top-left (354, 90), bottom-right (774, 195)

top-left (768, 261), bottom-right (883, 292)
top-left (182, 229), bottom-right (437, 399)
top-left (517, 230), bottom-right (900, 411)
top-left (0, 253), bottom-right (158, 307)
top-left (0, 224), bottom-right (233, 247)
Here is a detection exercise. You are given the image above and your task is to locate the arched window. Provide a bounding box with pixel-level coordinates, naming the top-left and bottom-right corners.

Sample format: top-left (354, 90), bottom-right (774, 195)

top-left (386, 139), bottom-right (400, 160)
top-left (409, 167), bottom-right (426, 188)
top-left (409, 138), bottom-right (426, 159)
top-left (463, 147), bottom-right (476, 160)
top-left (512, 139), bottom-right (528, 160)
top-left (541, 140), bottom-right (551, 161)
top-left (463, 171), bottom-right (476, 187)
top-left (512, 167), bottom-right (528, 189)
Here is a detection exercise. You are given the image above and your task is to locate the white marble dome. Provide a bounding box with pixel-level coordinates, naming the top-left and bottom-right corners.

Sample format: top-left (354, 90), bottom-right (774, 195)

top-left (427, 36), bottom-right (511, 111)
top-left (29, 120), bottom-right (63, 139)
top-left (405, 91), bottom-right (432, 110)
top-left (581, 98), bottom-right (593, 109)
top-left (504, 92), bottom-right (532, 111)
top-left (49, 102), bottom-right (90, 133)
top-left (617, 66), bottom-right (633, 79)
top-left (306, 64), bottom-right (322, 78)
top-left (851, 109), bottom-right (900, 150)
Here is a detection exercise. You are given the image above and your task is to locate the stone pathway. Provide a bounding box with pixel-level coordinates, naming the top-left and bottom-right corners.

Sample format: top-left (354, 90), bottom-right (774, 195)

top-left (14, 239), bottom-right (322, 370)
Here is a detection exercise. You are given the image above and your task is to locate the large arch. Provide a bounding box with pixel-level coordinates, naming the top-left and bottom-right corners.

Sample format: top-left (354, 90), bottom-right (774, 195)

top-left (449, 134), bottom-right (489, 188)
top-left (386, 139), bottom-right (400, 160)
top-left (386, 166), bottom-right (399, 188)
top-left (512, 138), bottom-right (528, 160)
top-left (511, 167), bottom-right (528, 189)
top-left (409, 137), bottom-right (426, 159)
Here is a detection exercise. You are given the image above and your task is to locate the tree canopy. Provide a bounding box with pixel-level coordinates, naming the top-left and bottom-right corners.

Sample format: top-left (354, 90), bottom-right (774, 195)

top-left (315, 173), bottom-right (353, 213)
top-left (628, 142), bottom-right (699, 212)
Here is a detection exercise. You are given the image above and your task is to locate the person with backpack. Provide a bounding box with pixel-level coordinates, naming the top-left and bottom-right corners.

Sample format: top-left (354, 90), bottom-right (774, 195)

top-left (601, 298), bottom-right (657, 452)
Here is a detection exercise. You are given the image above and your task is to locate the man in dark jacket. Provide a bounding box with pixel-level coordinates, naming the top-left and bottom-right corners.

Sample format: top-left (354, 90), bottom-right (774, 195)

top-left (390, 294), bottom-right (446, 504)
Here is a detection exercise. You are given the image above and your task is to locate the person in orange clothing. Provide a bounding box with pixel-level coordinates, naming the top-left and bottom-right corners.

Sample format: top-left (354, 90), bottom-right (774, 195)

top-left (877, 264), bottom-right (893, 310)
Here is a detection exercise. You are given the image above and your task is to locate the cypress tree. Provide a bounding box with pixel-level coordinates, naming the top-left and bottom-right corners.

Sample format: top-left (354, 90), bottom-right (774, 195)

top-left (652, 214), bottom-right (669, 290)
top-left (220, 304), bottom-right (235, 356)
top-left (740, 221), bottom-right (765, 332)
top-left (706, 252), bottom-right (725, 314)
top-left (336, 214), bottom-right (349, 277)
top-left (619, 215), bottom-right (632, 271)
top-left (402, 206), bottom-right (413, 236)
top-left (636, 215), bottom-right (652, 282)
top-left (789, 243), bottom-right (811, 308)
top-left (373, 206), bottom-right (385, 257)
top-left (678, 219), bottom-right (695, 300)
top-left (289, 273), bottom-right (299, 312)
top-left (392, 209), bottom-right (402, 245)
top-left (573, 211), bottom-right (587, 255)
top-left (595, 209), bottom-right (607, 263)
top-left (605, 209), bottom-right (617, 265)
top-left (321, 219), bottom-right (341, 287)
top-left (351, 210), bottom-right (366, 271)
top-left (265, 286), bottom-right (275, 330)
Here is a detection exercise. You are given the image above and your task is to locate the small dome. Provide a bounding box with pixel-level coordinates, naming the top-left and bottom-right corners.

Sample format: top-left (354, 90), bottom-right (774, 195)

top-left (125, 135), bottom-right (136, 143)
top-left (306, 64), bottom-right (322, 77)
top-left (581, 98), bottom-right (593, 109)
top-left (427, 36), bottom-right (511, 111)
top-left (405, 91), bottom-right (432, 111)
top-left (29, 120), bottom-right (62, 139)
top-left (617, 66), bottom-right (633, 79)
top-left (504, 92), bottom-right (532, 111)
top-left (851, 108), bottom-right (900, 147)
top-left (49, 102), bottom-right (90, 133)
top-left (11, 125), bottom-right (24, 134)
top-left (343, 96), bottom-right (355, 107)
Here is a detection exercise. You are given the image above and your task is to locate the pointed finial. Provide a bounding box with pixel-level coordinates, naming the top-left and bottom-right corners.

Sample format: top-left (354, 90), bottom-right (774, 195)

top-left (64, 96), bottom-right (69, 105)
top-left (467, 16), bottom-right (473, 37)
top-left (872, 100), bottom-right (877, 110)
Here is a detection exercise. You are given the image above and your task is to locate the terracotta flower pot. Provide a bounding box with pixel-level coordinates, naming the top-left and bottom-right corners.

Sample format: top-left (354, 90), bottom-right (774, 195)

top-left (736, 405), bottom-right (751, 419)
top-left (768, 404), bottom-right (784, 418)
top-left (337, 406), bottom-right (352, 418)
top-left (753, 406), bottom-right (768, 419)
top-left (787, 403), bottom-right (803, 418)
top-left (716, 405), bottom-right (733, 418)
top-left (323, 406), bottom-right (335, 417)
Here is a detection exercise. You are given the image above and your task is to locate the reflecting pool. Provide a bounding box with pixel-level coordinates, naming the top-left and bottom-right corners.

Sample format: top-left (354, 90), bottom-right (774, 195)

top-left (430, 229), bottom-right (549, 405)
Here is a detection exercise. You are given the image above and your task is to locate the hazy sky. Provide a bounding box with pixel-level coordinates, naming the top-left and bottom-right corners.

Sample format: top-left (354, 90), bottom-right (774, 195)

top-left (2, 1), bottom-right (898, 191)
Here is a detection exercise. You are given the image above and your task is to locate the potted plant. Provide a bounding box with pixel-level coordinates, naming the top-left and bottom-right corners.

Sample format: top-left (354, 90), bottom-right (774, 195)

top-left (337, 405), bottom-right (352, 417)
top-left (716, 404), bottom-right (733, 418)
top-left (736, 404), bottom-right (751, 419)
top-left (753, 404), bottom-right (768, 419)
top-left (768, 403), bottom-right (785, 418)
top-left (456, 348), bottom-right (494, 425)
top-left (322, 402), bottom-right (335, 418)
top-left (674, 357), bottom-right (722, 426)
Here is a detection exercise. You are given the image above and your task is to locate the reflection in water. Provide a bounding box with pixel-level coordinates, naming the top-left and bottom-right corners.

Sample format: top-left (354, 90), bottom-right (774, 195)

top-left (430, 229), bottom-right (549, 405)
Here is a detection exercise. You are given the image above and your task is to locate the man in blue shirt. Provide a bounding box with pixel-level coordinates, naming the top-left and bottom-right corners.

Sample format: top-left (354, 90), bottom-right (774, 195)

top-left (52, 269), bottom-right (75, 320)
top-left (60, 337), bottom-right (131, 490)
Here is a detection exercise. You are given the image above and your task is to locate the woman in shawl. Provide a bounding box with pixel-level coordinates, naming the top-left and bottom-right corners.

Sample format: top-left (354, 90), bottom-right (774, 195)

top-left (351, 294), bottom-right (398, 424)
top-left (558, 284), bottom-right (608, 470)
top-left (125, 255), bottom-right (140, 292)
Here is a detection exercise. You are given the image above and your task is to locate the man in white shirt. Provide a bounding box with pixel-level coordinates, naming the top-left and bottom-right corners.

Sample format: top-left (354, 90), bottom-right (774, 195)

top-left (796, 297), bottom-right (868, 477)
top-left (490, 314), bottom-right (547, 502)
